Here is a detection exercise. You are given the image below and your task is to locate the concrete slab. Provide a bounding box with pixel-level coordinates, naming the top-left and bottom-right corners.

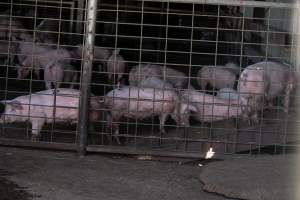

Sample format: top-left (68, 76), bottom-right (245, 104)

top-left (200, 154), bottom-right (300, 200)
top-left (0, 146), bottom-right (233, 200)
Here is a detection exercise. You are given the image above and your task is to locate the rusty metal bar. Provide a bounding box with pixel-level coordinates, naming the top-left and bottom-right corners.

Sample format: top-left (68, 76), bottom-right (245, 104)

top-left (78, 0), bottom-right (98, 157)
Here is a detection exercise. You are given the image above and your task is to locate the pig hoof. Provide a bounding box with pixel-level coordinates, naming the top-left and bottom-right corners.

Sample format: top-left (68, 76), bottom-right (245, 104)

top-left (31, 135), bottom-right (40, 142)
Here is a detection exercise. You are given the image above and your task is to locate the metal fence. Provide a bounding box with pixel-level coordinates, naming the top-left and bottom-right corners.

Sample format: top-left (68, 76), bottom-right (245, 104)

top-left (0, 0), bottom-right (298, 158)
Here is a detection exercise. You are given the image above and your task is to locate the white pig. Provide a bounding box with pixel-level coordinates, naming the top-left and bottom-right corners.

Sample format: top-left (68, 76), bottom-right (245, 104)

top-left (44, 61), bottom-right (78, 89)
top-left (0, 88), bottom-right (102, 141)
top-left (103, 86), bottom-right (179, 142)
top-left (176, 89), bottom-right (250, 126)
top-left (129, 64), bottom-right (187, 89)
top-left (238, 61), bottom-right (296, 113)
top-left (17, 48), bottom-right (72, 80)
top-left (197, 62), bottom-right (240, 90)
top-left (105, 49), bottom-right (126, 83)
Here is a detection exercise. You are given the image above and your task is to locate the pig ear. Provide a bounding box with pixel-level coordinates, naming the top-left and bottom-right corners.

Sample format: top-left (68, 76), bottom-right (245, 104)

top-left (4, 100), bottom-right (23, 110)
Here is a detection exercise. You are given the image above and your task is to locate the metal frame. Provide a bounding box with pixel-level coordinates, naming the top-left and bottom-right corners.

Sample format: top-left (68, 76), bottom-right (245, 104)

top-left (0, 0), bottom-right (297, 158)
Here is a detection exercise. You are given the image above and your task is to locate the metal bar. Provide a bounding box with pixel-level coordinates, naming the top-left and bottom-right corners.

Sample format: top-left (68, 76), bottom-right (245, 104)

top-left (0, 138), bottom-right (77, 151)
top-left (78, 0), bottom-right (98, 157)
top-left (86, 145), bottom-right (206, 158)
top-left (138, 0), bottom-right (296, 9)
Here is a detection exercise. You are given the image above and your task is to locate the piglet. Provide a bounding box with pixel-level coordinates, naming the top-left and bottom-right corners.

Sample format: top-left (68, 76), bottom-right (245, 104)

top-left (105, 49), bottom-right (126, 84)
top-left (17, 48), bottom-right (72, 80)
top-left (238, 61), bottom-right (296, 113)
top-left (0, 88), bottom-right (102, 141)
top-left (103, 86), bottom-right (179, 143)
top-left (197, 62), bottom-right (239, 90)
top-left (176, 89), bottom-right (250, 126)
top-left (44, 61), bottom-right (78, 89)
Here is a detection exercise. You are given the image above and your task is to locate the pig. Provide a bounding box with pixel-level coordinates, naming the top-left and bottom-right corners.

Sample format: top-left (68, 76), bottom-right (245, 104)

top-left (197, 62), bottom-right (240, 90)
top-left (44, 61), bottom-right (78, 89)
top-left (140, 77), bottom-right (174, 90)
top-left (129, 64), bottom-right (187, 89)
top-left (103, 86), bottom-right (179, 143)
top-left (176, 89), bottom-right (250, 127)
top-left (17, 48), bottom-right (72, 80)
top-left (105, 49), bottom-right (126, 83)
top-left (238, 61), bottom-right (296, 114)
top-left (72, 45), bottom-right (125, 83)
top-left (16, 40), bottom-right (50, 65)
top-left (0, 88), bottom-right (102, 141)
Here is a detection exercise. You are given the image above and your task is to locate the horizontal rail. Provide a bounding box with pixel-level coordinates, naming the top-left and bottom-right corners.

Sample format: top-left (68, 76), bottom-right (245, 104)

top-left (0, 138), bottom-right (77, 151)
top-left (86, 144), bottom-right (206, 158)
top-left (138, 0), bottom-right (297, 9)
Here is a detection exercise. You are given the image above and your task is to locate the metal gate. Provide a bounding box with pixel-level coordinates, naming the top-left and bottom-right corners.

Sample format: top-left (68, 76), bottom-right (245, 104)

top-left (0, 0), bottom-right (298, 158)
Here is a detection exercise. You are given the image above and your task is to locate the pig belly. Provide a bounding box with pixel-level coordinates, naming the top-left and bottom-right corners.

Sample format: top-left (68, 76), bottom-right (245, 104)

top-left (43, 108), bottom-right (79, 124)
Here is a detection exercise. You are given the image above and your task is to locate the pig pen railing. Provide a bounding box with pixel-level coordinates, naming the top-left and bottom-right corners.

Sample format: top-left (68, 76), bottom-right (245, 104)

top-left (0, 0), bottom-right (298, 159)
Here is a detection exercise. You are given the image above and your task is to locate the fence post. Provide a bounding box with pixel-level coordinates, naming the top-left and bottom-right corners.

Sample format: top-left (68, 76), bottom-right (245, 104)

top-left (78, 0), bottom-right (98, 157)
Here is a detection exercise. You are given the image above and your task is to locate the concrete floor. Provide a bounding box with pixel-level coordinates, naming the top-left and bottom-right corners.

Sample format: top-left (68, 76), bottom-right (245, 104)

top-left (0, 146), bottom-right (234, 200)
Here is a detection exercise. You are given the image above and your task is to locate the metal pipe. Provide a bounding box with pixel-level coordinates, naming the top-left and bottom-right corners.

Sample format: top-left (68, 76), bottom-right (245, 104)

top-left (138, 0), bottom-right (296, 9)
top-left (78, 0), bottom-right (98, 157)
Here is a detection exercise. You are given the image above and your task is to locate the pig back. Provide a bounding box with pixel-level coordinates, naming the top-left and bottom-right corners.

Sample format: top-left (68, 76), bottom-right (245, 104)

top-left (105, 87), bottom-right (177, 119)
top-left (129, 64), bottom-right (162, 86)
top-left (22, 89), bottom-right (80, 123)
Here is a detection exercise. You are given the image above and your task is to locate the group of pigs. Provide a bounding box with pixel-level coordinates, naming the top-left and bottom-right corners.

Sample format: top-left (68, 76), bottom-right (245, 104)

top-left (0, 57), bottom-right (296, 142)
top-left (0, 13), bottom-right (296, 142)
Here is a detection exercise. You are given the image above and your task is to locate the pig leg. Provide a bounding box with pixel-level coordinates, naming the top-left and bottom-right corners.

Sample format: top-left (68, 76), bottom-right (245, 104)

top-left (70, 72), bottom-right (77, 89)
top-left (44, 66), bottom-right (53, 89)
top-left (201, 79), bottom-right (207, 90)
top-left (106, 114), bottom-right (121, 144)
top-left (283, 74), bottom-right (296, 113)
top-left (31, 119), bottom-right (45, 141)
top-left (45, 81), bottom-right (52, 90)
top-left (283, 83), bottom-right (293, 113)
top-left (34, 68), bottom-right (40, 80)
top-left (159, 113), bottom-right (168, 134)
top-left (63, 70), bottom-right (72, 88)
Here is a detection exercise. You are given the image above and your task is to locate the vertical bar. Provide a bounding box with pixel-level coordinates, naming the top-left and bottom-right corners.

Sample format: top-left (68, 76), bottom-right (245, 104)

top-left (78, 0), bottom-right (98, 157)
top-left (77, 0), bottom-right (85, 34)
